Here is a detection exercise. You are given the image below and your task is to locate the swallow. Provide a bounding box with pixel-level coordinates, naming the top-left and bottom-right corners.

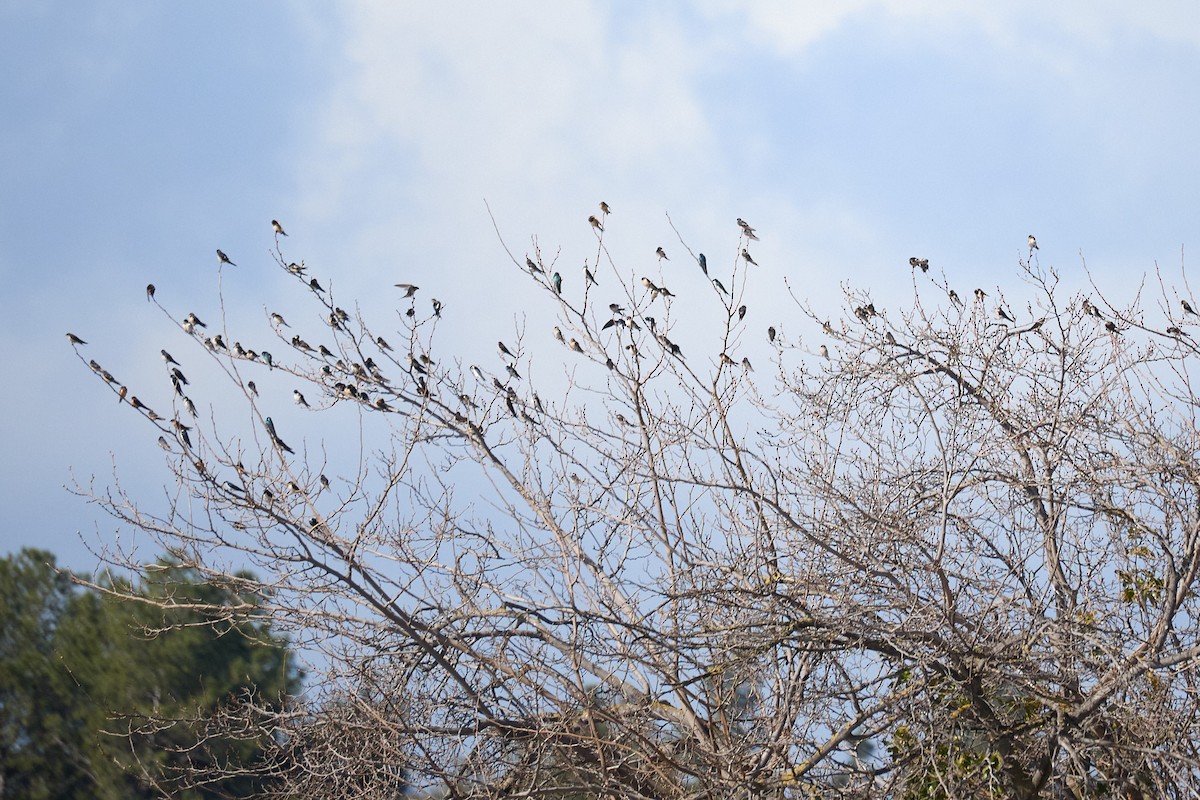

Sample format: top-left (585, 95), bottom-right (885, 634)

top-left (294, 390), bottom-right (310, 407)
top-left (376, 336), bottom-right (392, 351)
top-left (609, 303), bottom-right (627, 314)
top-left (553, 326), bottom-right (565, 343)
top-left (909, 257), bottom-right (929, 272)
top-left (287, 262), bottom-right (306, 275)
top-left (599, 201), bottom-right (611, 215)
top-left (506, 364), bottom-right (522, 380)
top-left (309, 278), bottom-right (325, 293)
top-left (272, 219), bottom-right (287, 236)
top-left (373, 397), bottom-right (392, 411)
top-left (584, 267), bottom-right (598, 285)
top-left (264, 417), bottom-right (294, 454)
top-left (172, 419), bottom-right (192, 448)
top-left (217, 249), bottom-right (236, 266)
top-left (713, 278), bottom-right (729, 295)
top-left (287, 480), bottom-right (302, 493)
top-left (974, 289), bottom-right (987, 302)
top-left (768, 326), bottom-right (776, 343)
top-left (1184, 300), bottom-right (1198, 316)
top-left (470, 364), bottom-right (485, 383)
top-left (885, 331), bottom-right (896, 344)
top-left (656, 247), bottom-right (668, 261)
top-left (183, 396), bottom-right (197, 417)
top-left (146, 284), bottom-right (155, 301)
top-left (212, 334), bottom-right (227, 350)
top-left (157, 436), bottom-right (171, 452)
top-left (743, 228), bottom-right (760, 241)
top-left (588, 215), bottom-right (604, 231)
top-left (247, 380), bottom-right (258, 396)
top-left (995, 307), bottom-right (1014, 323)
top-left (1081, 299), bottom-right (1100, 318)
top-left (171, 367), bottom-right (189, 385)
top-left (569, 338), bottom-right (584, 353)
top-left (88, 360), bottom-right (101, 372)
top-left (1105, 320), bottom-right (1118, 333)
top-left (741, 249), bottom-right (758, 266)
top-left (129, 396), bottom-right (153, 415)
top-left (819, 345), bottom-right (829, 359)
top-left (432, 298), bottom-right (443, 317)
top-left (720, 352), bottom-right (736, 367)
top-left (66, 332), bottom-right (86, 345)
top-left (738, 305), bottom-right (747, 321)
top-left (615, 413), bottom-right (632, 427)
top-left (1168, 326), bottom-right (1190, 337)
top-left (117, 385), bottom-right (128, 403)
top-left (186, 312), bottom-right (206, 328)
top-left (737, 218), bottom-right (755, 233)
top-left (1028, 234), bottom-right (1038, 251)
top-left (233, 342), bottom-right (247, 358)
top-left (261, 351), bottom-right (274, 369)
top-left (100, 369), bottom-right (117, 384)
top-left (742, 357), bottom-right (753, 371)
top-left (395, 283), bottom-right (419, 297)
top-left (551, 272), bottom-right (562, 294)
top-left (949, 290), bottom-right (962, 307)
top-left (318, 344), bottom-right (333, 358)
top-left (270, 312), bottom-right (289, 328)
top-left (526, 256), bottom-right (543, 274)
top-left (405, 307), bottom-right (415, 318)
top-left (698, 253), bottom-right (708, 276)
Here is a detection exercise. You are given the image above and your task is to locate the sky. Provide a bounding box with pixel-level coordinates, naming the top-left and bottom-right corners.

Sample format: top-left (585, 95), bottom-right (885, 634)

top-left (4, 1), bottom-right (1200, 572)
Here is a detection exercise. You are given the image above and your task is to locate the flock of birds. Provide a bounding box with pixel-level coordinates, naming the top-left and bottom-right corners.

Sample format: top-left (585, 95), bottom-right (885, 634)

top-left (66, 213), bottom-right (1200, 489)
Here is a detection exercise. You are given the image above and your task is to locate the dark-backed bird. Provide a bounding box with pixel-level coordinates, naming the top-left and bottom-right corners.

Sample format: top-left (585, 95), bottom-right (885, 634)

top-left (1184, 300), bottom-right (1198, 316)
top-left (1028, 234), bottom-right (1038, 251)
top-left (768, 326), bottom-right (776, 343)
top-left (247, 380), bottom-right (258, 396)
top-left (656, 247), bottom-right (668, 261)
top-left (66, 332), bottom-right (86, 345)
top-left (949, 290), bottom-right (962, 307)
top-left (698, 253), bottom-right (708, 276)
top-left (588, 215), bottom-right (604, 231)
top-left (974, 289), bottom-right (987, 302)
top-left (551, 272), bottom-right (562, 294)
top-left (498, 341), bottom-right (514, 358)
top-left (599, 201), bottom-right (611, 215)
top-left (309, 278), bottom-right (325, 293)
top-left (395, 283), bottom-right (419, 297)
top-left (713, 278), bottom-right (729, 295)
top-left (217, 249), bottom-right (236, 266)
top-left (996, 307), bottom-right (1015, 323)
top-left (741, 249), bottom-right (758, 266)
top-left (294, 390), bottom-right (309, 407)
top-left (584, 267), bottom-right (598, 285)
top-left (146, 284), bottom-right (155, 301)
top-left (161, 349), bottom-right (178, 365)
top-left (261, 351), bottom-right (274, 369)
top-left (737, 218), bottom-right (755, 233)
top-left (272, 219), bottom-right (287, 236)
top-left (819, 345), bottom-right (829, 359)
top-left (185, 312), bottom-right (206, 328)
top-left (738, 305), bottom-right (747, 321)
top-left (432, 298), bottom-right (443, 317)
top-left (526, 256), bottom-right (542, 274)
top-left (270, 312), bottom-right (289, 327)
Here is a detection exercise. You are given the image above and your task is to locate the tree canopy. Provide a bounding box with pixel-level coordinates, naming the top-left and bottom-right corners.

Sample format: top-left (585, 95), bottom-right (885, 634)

top-left (67, 213), bottom-right (1200, 798)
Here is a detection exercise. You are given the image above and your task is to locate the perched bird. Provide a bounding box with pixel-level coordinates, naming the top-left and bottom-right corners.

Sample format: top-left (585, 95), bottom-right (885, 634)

top-left (287, 262), bottom-right (306, 275)
top-left (212, 334), bottom-right (227, 350)
top-left (146, 284), bottom-right (155, 301)
top-left (551, 272), bottom-right (562, 294)
top-left (909, 257), bottom-right (929, 272)
top-left (309, 278), bottom-right (325, 293)
top-left (1184, 300), bottom-right (1198, 316)
top-left (270, 312), bottom-right (289, 327)
top-left (432, 298), bottom-right (443, 317)
top-left (949, 289), bottom-right (962, 307)
top-left (974, 289), bottom-right (987, 302)
top-left (742, 228), bottom-right (760, 241)
top-left (1105, 320), bottom-right (1119, 333)
top-left (247, 380), bottom-right (258, 396)
top-left (172, 419), bottom-right (192, 448)
top-left (66, 332), bottom-right (86, 345)
top-left (599, 201), bottom-right (611, 215)
top-left (819, 345), bottom-right (829, 359)
top-left (737, 218), bottom-right (755, 233)
top-left (995, 306), bottom-right (1015, 323)
top-left (395, 283), bottom-right (419, 297)
top-left (710, 278), bottom-right (728, 296)
top-left (741, 249), bottom-right (758, 266)
top-left (506, 364), bottom-right (522, 380)
top-left (1168, 326), bottom-right (1190, 337)
top-left (117, 385), bottom-right (128, 403)
top-left (498, 341), bottom-right (514, 358)
top-left (742, 357), bottom-right (753, 371)
top-left (738, 305), bottom-right (747, 321)
top-left (698, 253), bottom-right (708, 276)
top-left (272, 219), bottom-right (288, 236)
top-left (405, 307), bottom-right (415, 317)
top-left (376, 336), bottom-right (392, 351)
top-left (183, 396), bottom-right (197, 417)
top-left (720, 352), bottom-right (737, 367)
top-left (261, 351), bottom-right (274, 369)
top-left (185, 312), bottom-right (206, 328)
top-left (1028, 234), bottom-right (1039, 251)
top-left (264, 416), bottom-right (294, 454)
top-left (217, 249), bottom-right (236, 266)
top-left (294, 389), bottom-right (310, 407)
top-left (157, 436), bottom-right (171, 452)
top-left (588, 215), bottom-right (604, 231)
top-left (768, 326), bottom-right (776, 343)
top-left (526, 256), bottom-right (543, 274)
top-left (656, 246), bottom-right (668, 261)
top-left (1081, 299), bottom-right (1101, 318)
top-left (615, 413), bottom-right (633, 427)
top-left (553, 326), bottom-right (565, 343)
top-left (569, 338), bottom-right (584, 353)
top-left (584, 267), bottom-right (598, 286)
top-left (470, 364), bottom-right (485, 383)
top-left (171, 367), bottom-right (189, 386)
top-left (161, 349), bottom-right (179, 365)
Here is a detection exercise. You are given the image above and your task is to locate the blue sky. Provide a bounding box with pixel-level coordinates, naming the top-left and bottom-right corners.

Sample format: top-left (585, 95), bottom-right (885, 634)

top-left (4, 2), bottom-right (1200, 570)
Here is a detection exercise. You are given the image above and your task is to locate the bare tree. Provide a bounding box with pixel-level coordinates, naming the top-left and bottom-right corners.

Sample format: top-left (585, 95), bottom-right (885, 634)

top-left (70, 215), bottom-right (1200, 798)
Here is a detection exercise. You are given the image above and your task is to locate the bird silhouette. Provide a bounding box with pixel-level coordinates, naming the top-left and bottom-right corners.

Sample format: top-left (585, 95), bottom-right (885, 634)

top-left (1183, 300), bottom-right (1198, 316)
top-left (66, 332), bottom-right (86, 345)
top-left (161, 349), bottom-right (178, 365)
top-left (264, 417), bottom-right (294, 454)
top-left (272, 219), bottom-right (287, 236)
top-left (768, 326), bottom-right (776, 343)
top-left (294, 390), bottom-right (309, 407)
top-left (738, 305), bottom-right (747, 321)
top-left (395, 283), bottom-right (419, 297)
top-left (584, 267), bottom-right (598, 285)
top-left (498, 341), bottom-right (514, 358)
top-left (146, 284), bottom-right (155, 301)
top-left (996, 307), bottom-right (1015, 323)
top-left (217, 249), bottom-right (236, 266)
top-left (698, 253), bottom-right (708, 276)
top-left (819, 345), bottom-right (829, 359)
top-left (309, 278), bottom-right (325, 293)
top-left (656, 247), bottom-right (668, 261)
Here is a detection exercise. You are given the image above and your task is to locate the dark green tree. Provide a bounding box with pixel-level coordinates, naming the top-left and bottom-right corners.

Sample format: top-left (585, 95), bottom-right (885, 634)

top-left (0, 549), bottom-right (302, 799)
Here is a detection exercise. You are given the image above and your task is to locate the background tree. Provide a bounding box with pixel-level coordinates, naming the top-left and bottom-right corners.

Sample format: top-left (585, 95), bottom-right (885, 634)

top-left (0, 549), bottom-right (301, 799)
top-left (69, 215), bottom-right (1200, 798)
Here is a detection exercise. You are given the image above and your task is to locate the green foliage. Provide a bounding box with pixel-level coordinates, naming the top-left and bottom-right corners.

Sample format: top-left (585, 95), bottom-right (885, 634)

top-left (0, 549), bottom-right (302, 799)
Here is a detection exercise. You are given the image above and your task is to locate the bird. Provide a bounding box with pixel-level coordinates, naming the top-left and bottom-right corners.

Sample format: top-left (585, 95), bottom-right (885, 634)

top-left (272, 219), bottom-right (288, 236)
top-left (287, 262), bottom-right (306, 275)
top-left (264, 417), bottom-right (294, 454)
top-left (66, 332), bottom-right (86, 345)
top-left (171, 367), bottom-right (189, 386)
top-left (768, 326), bottom-right (776, 343)
top-left (172, 419), bottom-right (192, 448)
top-left (146, 284), bottom-right (155, 301)
top-left (551, 272), bottom-right (562, 294)
top-left (909, 257), bottom-right (929, 272)
top-left (996, 306), bottom-right (1015, 323)
top-left (319, 474), bottom-right (330, 489)
top-left (1105, 320), bottom-right (1119, 333)
top-left (588, 215), bottom-right (604, 231)
top-left (819, 345), bottom-right (830, 359)
top-left (737, 218), bottom-right (755, 233)
top-left (698, 253), bottom-right (708, 276)
top-left (470, 364), bottom-right (485, 383)
top-left (395, 283), bottom-right (419, 297)
top-left (212, 334), bottom-right (227, 350)
top-left (157, 436), bottom-right (171, 452)
top-left (569, 338), bottom-right (584, 353)
top-left (656, 247), bottom-right (668, 261)
top-left (376, 336), bottom-right (392, 351)
top-left (498, 341), bottom-right (514, 358)
top-left (599, 201), bottom-right (611, 215)
top-left (526, 256), bottom-right (543, 274)
top-left (741, 249), bottom-right (758, 266)
top-left (270, 312), bottom-right (289, 327)
top-left (1081, 299), bottom-right (1101, 318)
top-left (247, 380), bottom-right (258, 397)
top-left (161, 349), bottom-right (179, 365)
top-left (506, 364), bottom-right (522, 380)
top-left (432, 298), bottom-right (443, 317)
top-left (584, 267), bottom-right (598, 286)
top-left (309, 278), bottom-right (325, 293)
top-left (1184, 300), bottom-right (1198, 317)
top-left (949, 290), bottom-right (962, 307)
top-left (553, 326), bottom-right (565, 343)
top-left (294, 390), bottom-right (309, 407)
top-left (117, 385), bottom-right (128, 403)
top-left (738, 305), bottom-right (747, 321)
top-left (185, 312), bottom-right (206, 328)
top-left (711, 278), bottom-right (729, 296)
top-left (1168, 326), bottom-right (1190, 337)
top-left (1028, 234), bottom-right (1038, 251)
top-left (742, 357), bottom-right (753, 371)
top-left (261, 351), bottom-right (274, 369)
top-left (217, 249), bottom-right (236, 266)
top-left (974, 289), bottom-right (987, 302)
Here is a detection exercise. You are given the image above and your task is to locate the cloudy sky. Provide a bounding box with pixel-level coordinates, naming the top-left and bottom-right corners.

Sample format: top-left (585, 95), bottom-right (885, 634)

top-left (4, 1), bottom-right (1200, 570)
